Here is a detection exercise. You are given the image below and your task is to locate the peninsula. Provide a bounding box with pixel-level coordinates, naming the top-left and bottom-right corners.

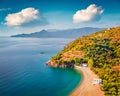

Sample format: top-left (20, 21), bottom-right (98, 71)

top-left (47, 26), bottom-right (120, 96)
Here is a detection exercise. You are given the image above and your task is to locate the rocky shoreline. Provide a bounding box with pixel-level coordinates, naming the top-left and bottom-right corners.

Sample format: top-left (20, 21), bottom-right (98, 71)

top-left (46, 60), bottom-right (74, 68)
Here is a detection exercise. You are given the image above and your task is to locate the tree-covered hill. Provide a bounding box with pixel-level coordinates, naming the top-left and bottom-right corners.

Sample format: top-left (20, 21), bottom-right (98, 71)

top-left (47, 26), bottom-right (120, 96)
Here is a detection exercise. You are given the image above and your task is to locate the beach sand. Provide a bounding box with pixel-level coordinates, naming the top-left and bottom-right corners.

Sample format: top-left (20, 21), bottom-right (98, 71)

top-left (70, 66), bottom-right (104, 96)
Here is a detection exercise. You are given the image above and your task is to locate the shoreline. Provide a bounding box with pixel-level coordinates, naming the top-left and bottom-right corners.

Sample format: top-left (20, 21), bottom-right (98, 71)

top-left (70, 66), bottom-right (104, 96)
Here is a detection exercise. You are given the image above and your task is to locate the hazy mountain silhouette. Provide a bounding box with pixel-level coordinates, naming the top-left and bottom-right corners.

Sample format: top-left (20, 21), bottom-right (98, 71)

top-left (11, 27), bottom-right (105, 38)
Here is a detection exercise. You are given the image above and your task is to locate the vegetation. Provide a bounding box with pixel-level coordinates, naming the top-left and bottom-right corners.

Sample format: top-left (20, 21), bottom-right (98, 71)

top-left (50, 26), bottom-right (120, 95)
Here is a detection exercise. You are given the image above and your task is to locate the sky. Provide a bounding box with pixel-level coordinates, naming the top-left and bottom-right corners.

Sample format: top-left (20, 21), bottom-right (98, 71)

top-left (0, 0), bottom-right (120, 36)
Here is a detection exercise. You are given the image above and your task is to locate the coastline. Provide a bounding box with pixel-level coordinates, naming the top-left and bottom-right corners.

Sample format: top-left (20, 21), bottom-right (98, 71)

top-left (70, 66), bottom-right (104, 96)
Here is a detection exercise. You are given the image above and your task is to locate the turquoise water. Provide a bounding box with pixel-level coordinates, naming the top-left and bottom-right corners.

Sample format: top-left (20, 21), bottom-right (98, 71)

top-left (0, 37), bottom-right (82, 96)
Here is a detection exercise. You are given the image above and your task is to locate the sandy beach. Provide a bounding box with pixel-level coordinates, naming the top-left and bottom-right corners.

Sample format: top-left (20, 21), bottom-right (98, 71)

top-left (70, 66), bottom-right (104, 96)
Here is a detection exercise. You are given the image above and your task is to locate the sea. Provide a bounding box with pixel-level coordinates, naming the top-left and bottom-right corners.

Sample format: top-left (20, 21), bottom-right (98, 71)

top-left (0, 37), bottom-right (82, 96)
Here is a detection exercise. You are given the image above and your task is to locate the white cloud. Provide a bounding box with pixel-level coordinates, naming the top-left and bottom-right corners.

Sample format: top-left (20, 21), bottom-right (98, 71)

top-left (5, 8), bottom-right (40, 26)
top-left (73, 4), bottom-right (104, 23)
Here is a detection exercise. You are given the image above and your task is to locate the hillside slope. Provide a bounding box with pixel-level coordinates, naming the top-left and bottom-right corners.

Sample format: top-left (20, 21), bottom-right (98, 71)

top-left (47, 26), bottom-right (120, 95)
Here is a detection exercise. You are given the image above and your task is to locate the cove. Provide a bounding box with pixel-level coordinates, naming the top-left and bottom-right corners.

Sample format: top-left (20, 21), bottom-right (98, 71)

top-left (0, 37), bottom-right (82, 96)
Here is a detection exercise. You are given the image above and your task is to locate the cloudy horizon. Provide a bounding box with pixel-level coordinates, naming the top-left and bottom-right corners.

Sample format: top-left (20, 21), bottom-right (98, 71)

top-left (0, 0), bottom-right (120, 36)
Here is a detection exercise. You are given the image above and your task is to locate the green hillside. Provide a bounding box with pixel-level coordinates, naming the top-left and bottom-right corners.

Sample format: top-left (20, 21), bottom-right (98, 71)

top-left (47, 26), bottom-right (120, 95)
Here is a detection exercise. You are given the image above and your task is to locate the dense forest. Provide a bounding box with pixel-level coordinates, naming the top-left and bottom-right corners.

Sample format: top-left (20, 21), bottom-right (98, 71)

top-left (47, 26), bottom-right (120, 96)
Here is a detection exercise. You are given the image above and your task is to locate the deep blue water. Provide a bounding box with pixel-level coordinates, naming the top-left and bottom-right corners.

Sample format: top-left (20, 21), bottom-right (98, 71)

top-left (0, 37), bottom-right (82, 96)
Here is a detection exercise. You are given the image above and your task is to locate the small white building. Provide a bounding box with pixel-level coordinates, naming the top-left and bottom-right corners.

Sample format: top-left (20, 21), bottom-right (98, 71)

top-left (93, 79), bottom-right (102, 85)
top-left (82, 63), bottom-right (88, 67)
top-left (107, 28), bottom-right (111, 30)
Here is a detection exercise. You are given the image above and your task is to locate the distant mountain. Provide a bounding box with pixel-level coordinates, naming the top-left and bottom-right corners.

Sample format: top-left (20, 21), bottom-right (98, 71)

top-left (11, 27), bottom-right (105, 38)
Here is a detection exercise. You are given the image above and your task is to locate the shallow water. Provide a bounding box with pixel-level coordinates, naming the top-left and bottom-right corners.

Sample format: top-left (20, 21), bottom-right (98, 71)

top-left (0, 37), bottom-right (82, 96)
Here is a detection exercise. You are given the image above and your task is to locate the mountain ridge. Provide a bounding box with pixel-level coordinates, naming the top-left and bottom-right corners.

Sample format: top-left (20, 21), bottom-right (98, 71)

top-left (11, 27), bottom-right (104, 38)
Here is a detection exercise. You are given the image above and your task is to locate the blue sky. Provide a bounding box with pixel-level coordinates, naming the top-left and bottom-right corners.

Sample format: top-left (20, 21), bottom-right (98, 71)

top-left (0, 0), bottom-right (120, 36)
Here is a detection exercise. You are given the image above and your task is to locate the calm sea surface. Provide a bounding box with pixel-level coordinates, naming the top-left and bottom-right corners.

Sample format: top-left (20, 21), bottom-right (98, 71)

top-left (0, 37), bottom-right (82, 96)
